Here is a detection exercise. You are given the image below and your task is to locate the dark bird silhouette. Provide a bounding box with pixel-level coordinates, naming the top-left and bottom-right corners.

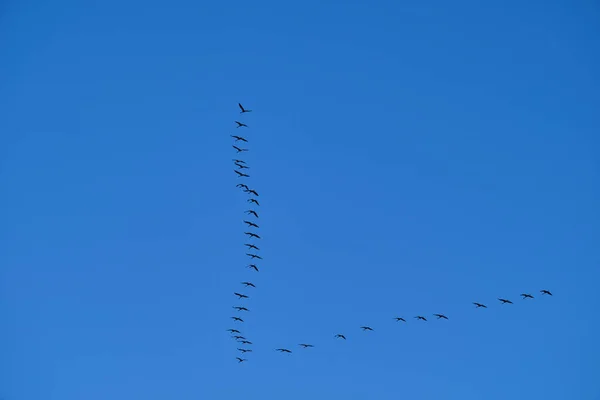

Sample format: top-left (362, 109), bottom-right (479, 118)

top-left (231, 316), bottom-right (244, 322)
top-left (473, 302), bottom-right (487, 308)
top-left (248, 198), bottom-right (260, 206)
top-left (236, 357), bottom-right (247, 363)
top-left (276, 348), bottom-right (292, 353)
top-left (232, 145), bottom-right (248, 153)
top-left (238, 103), bottom-right (252, 113)
top-left (234, 292), bottom-right (249, 299)
top-left (245, 189), bottom-right (259, 197)
top-left (415, 316), bottom-right (427, 321)
top-left (241, 281), bottom-right (256, 288)
top-left (233, 306), bottom-right (249, 312)
top-left (238, 348), bottom-right (252, 353)
top-left (521, 293), bottom-right (534, 299)
top-left (394, 317), bottom-right (407, 322)
top-left (244, 243), bottom-right (260, 251)
top-left (334, 334), bottom-right (346, 340)
top-left (239, 340), bottom-right (252, 345)
top-left (235, 163), bottom-right (250, 170)
top-left (299, 344), bottom-right (314, 348)
top-left (247, 264), bottom-right (259, 272)
top-left (434, 314), bottom-right (449, 320)
top-left (540, 289), bottom-right (553, 296)
top-left (234, 170), bottom-right (250, 178)
top-left (235, 121), bottom-right (248, 128)
top-left (237, 183), bottom-right (249, 190)
top-left (360, 326), bottom-right (374, 331)
top-left (233, 159), bottom-right (246, 164)
top-left (243, 220), bottom-right (259, 228)
top-left (232, 335), bottom-right (245, 340)
top-left (227, 329), bottom-right (241, 334)
top-left (246, 253), bottom-right (262, 260)
top-left (231, 135), bottom-right (248, 142)
top-left (245, 210), bottom-right (259, 218)
top-left (244, 232), bottom-right (261, 239)
top-left (498, 298), bottom-right (513, 304)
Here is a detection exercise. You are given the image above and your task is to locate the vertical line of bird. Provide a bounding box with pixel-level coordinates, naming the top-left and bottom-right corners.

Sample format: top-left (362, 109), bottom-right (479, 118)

top-left (228, 103), bottom-right (258, 364)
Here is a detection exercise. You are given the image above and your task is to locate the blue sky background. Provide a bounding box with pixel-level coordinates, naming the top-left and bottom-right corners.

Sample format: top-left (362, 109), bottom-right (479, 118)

top-left (1, 0), bottom-right (599, 399)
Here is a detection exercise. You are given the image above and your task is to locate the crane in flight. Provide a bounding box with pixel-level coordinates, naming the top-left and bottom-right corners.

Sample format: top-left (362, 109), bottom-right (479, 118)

top-left (238, 103), bottom-right (252, 113)
top-left (540, 289), bottom-right (553, 296)
top-left (244, 243), bottom-right (260, 251)
top-left (245, 210), bottom-right (259, 218)
top-left (434, 314), bottom-right (449, 320)
top-left (276, 348), bottom-right (292, 353)
top-left (237, 183), bottom-right (249, 190)
top-left (233, 306), bottom-right (249, 312)
top-left (498, 298), bottom-right (513, 304)
top-left (243, 220), bottom-right (259, 228)
top-left (235, 121), bottom-right (248, 128)
top-left (245, 189), bottom-right (259, 197)
top-left (415, 316), bottom-right (427, 321)
top-left (234, 292), bottom-right (249, 299)
top-left (394, 317), bottom-right (406, 322)
top-left (234, 170), bottom-right (250, 178)
top-left (239, 340), bottom-right (252, 345)
top-left (244, 232), bottom-right (261, 239)
top-left (473, 302), bottom-right (487, 308)
top-left (247, 264), bottom-right (259, 272)
top-left (230, 135), bottom-right (248, 142)
top-left (360, 326), bottom-right (374, 331)
top-left (235, 163), bottom-right (249, 170)
top-left (232, 145), bottom-right (248, 153)
top-left (334, 334), bottom-right (346, 340)
top-left (232, 335), bottom-right (245, 340)
top-left (233, 159), bottom-right (246, 164)
top-left (236, 357), bottom-right (247, 363)
top-left (227, 329), bottom-right (241, 334)
top-left (246, 253), bottom-right (262, 260)
top-left (521, 293), bottom-right (534, 299)
top-left (299, 344), bottom-right (314, 348)
top-left (248, 198), bottom-right (260, 206)
top-left (241, 282), bottom-right (256, 288)
top-left (231, 316), bottom-right (244, 322)
top-left (238, 348), bottom-right (252, 353)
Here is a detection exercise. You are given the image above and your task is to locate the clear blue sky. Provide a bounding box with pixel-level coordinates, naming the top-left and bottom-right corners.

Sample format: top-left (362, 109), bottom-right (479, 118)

top-left (1, 0), bottom-right (599, 399)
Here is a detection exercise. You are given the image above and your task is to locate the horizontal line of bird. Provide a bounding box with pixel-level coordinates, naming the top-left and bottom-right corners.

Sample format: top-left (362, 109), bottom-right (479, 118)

top-left (229, 290), bottom-right (553, 363)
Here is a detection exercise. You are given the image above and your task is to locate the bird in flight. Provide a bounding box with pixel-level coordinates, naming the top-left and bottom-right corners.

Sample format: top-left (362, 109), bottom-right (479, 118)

top-left (334, 334), bottom-right (346, 340)
top-left (238, 348), bottom-right (252, 353)
top-left (234, 292), bottom-right (249, 299)
top-left (235, 121), bottom-right (248, 128)
top-left (236, 357), bottom-right (247, 363)
top-left (498, 298), bottom-right (513, 304)
top-left (232, 335), bottom-right (245, 340)
top-left (394, 317), bottom-right (406, 322)
top-left (231, 316), bottom-right (244, 322)
top-left (233, 159), bottom-right (246, 164)
top-left (248, 198), bottom-right (260, 206)
top-left (235, 163), bottom-right (250, 170)
top-left (233, 306), bottom-right (249, 312)
top-left (244, 243), bottom-right (260, 251)
top-left (241, 281), bottom-right (256, 288)
top-left (276, 348), bottom-right (292, 353)
top-left (473, 302), bottom-right (487, 308)
top-left (360, 326), bottom-right (374, 331)
top-left (237, 183), bottom-right (249, 190)
top-left (234, 170), bottom-right (250, 178)
top-left (246, 253), bottom-right (263, 260)
top-left (227, 329), bottom-right (241, 334)
top-left (243, 220), bottom-right (259, 228)
top-left (245, 189), bottom-right (259, 197)
top-left (247, 264), bottom-right (259, 272)
top-left (245, 210), bottom-right (259, 218)
top-left (299, 344), bottom-right (314, 348)
top-left (230, 135), bottom-right (248, 142)
top-left (232, 145), bottom-right (248, 153)
top-left (415, 316), bottom-right (427, 321)
top-left (238, 103), bottom-right (252, 113)
top-left (239, 340), bottom-right (252, 345)
top-left (521, 293), bottom-right (534, 299)
top-left (540, 289), bottom-right (553, 296)
top-left (434, 314), bottom-right (449, 320)
top-left (244, 232), bottom-right (261, 239)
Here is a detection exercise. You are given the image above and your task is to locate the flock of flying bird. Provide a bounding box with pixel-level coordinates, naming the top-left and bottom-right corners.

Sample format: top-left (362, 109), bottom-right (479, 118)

top-left (225, 103), bottom-right (554, 364)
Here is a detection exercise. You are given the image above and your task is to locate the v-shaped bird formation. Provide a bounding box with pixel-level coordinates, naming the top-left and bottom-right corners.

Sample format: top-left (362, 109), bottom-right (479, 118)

top-left (225, 103), bottom-right (554, 363)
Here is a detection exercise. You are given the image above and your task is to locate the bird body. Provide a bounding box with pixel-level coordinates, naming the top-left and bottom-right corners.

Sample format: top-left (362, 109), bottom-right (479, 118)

top-left (234, 292), bottom-right (249, 299)
top-left (232, 145), bottom-right (248, 153)
top-left (235, 121), bottom-right (248, 128)
top-left (227, 329), bottom-right (241, 334)
top-left (473, 302), bottom-right (487, 308)
top-left (233, 306), bottom-right (250, 312)
top-left (241, 281), bottom-right (256, 288)
top-left (238, 103), bottom-right (252, 113)
top-left (394, 317), bottom-right (406, 322)
top-left (299, 344), bottom-right (314, 348)
top-left (244, 243), bottom-right (260, 251)
top-left (244, 232), bottom-right (261, 239)
top-left (246, 253), bottom-right (262, 260)
top-left (234, 170), bottom-right (250, 178)
top-left (236, 357), bottom-right (247, 363)
top-left (276, 348), bottom-right (292, 353)
top-left (231, 316), bottom-right (244, 322)
top-left (498, 298), bottom-right (513, 304)
top-left (415, 316), bottom-right (427, 321)
top-left (334, 334), bottom-right (346, 340)
top-left (541, 290), bottom-right (553, 296)
top-left (248, 199), bottom-right (260, 206)
top-left (360, 326), bottom-right (374, 331)
top-left (243, 220), bottom-right (259, 228)
top-left (434, 314), bottom-right (449, 320)
top-left (245, 210), bottom-right (259, 218)
top-left (521, 293), bottom-right (534, 299)
top-left (247, 264), bottom-right (259, 272)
